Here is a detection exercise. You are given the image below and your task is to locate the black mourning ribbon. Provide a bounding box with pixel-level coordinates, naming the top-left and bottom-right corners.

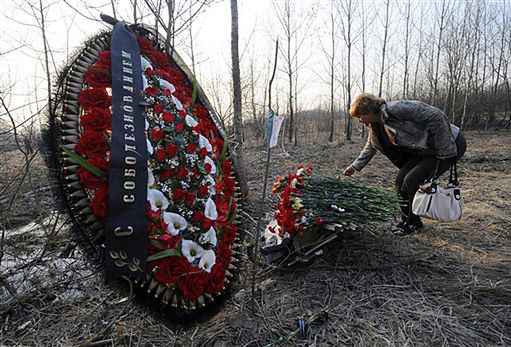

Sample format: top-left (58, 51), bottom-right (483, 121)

top-left (105, 20), bottom-right (148, 282)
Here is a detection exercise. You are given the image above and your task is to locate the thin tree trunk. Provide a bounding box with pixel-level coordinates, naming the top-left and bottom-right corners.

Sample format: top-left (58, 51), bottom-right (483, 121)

top-left (230, 0), bottom-right (248, 199)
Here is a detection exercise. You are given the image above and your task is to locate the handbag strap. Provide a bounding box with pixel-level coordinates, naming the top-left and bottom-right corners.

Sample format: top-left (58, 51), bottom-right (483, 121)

top-left (449, 158), bottom-right (459, 186)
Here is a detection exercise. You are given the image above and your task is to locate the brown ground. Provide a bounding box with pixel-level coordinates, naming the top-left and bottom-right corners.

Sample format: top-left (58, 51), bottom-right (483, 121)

top-left (0, 129), bottom-right (510, 346)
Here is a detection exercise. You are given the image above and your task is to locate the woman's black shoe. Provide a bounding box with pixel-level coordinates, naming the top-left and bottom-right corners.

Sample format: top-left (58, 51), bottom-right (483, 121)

top-left (390, 220), bottom-right (406, 233)
top-left (392, 221), bottom-right (423, 236)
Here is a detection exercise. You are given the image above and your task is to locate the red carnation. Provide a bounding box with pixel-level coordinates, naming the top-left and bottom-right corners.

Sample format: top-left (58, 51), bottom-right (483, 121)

top-left (193, 211), bottom-right (205, 224)
top-left (201, 218), bottom-right (212, 231)
top-left (186, 142), bottom-right (196, 153)
top-left (222, 160), bottom-right (232, 176)
top-left (76, 130), bottom-right (109, 157)
top-left (173, 189), bottom-right (186, 201)
top-left (154, 256), bottom-right (191, 285)
top-left (137, 36), bottom-right (155, 55)
top-left (146, 68), bottom-right (156, 76)
top-left (160, 168), bottom-right (174, 180)
top-left (84, 64), bottom-right (111, 88)
top-left (205, 263), bottom-right (226, 294)
top-left (176, 167), bottom-right (188, 179)
top-left (156, 148), bottom-right (167, 161)
top-left (162, 112), bottom-right (175, 123)
top-left (97, 50), bottom-right (111, 66)
top-left (166, 67), bottom-right (184, 81)
top-left (151, 128), bottom-right (164, 142)
top-left (197, 185), bottom-right (209, 197)
top-left (145, 86), bottom-right (158, 96)
top-left (91, 185), bottom-right (109, 220)
top-left (216, 242), bottom-right (232, 268)
top-left (204, 163), bottom-right (212, 173)
top-left (151, 51), bottom-right (171, 69)
top-left (78, 88), bottom-right (111, 110)
top-left (215, 195), bottom-right (230, 215)
top-left (198, 147), bottom-right (208, 157)
top-left (80, 108), bottom-right (111, 132)
top-left (184, 193), bottom-right (195, 205)
top-left (153, 103), bottom-right (164, 114)
top-left (222, 224), bottom-right (237, 245)
top-left (175, 122), bottom-right (184, 132)
top-left (167, 144), bottom-right (178, 157)
top-left (77, 155), bottom-right (109, 190)
top-left (179, 269), bottom-right (207, 301)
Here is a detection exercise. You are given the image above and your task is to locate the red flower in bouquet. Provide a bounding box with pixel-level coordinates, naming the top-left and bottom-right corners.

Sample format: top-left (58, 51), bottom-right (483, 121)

top-left (173, 189), bottom-right (187, 201)
top-left (80, 108), bottom-right (112, 132)
top-left (159, 168), bottom-right (174, 180)
top-left (137, 36), bottom-right (155, 55)
top-left (176, 167), bottom-right (188, 179)
top-left (97, 50), bottom-right (111, 66)
top-left (76, 130), bottom-right (109, 156)
top-left (154, 256), bottom-right (191, 285)
top-left (205, 263), bottom-right (226, 294)
top-left (153, 103), bottom-right (164, 114)
top-left (222, 224), bottom-right (236, 245)
top-left (179, 269), bottom-right (207, 301)
top-left (151, 51), bottom-right (171, 69)
top-left (78, 88), bottom-right (111, 110)
top-left (84, 64), bottom-right (111, 87)
top-left (156, 148), bottom-right (167, 161)
top-left (78, 155), bottom-right (109, 190)
top-left (167, 144), bottom-right (178, 157)
top-left (91, 185), bottom-right (109, 220)
top-left (151, 128), bottom-right (164, 142)
top-left (216, 242), bottom-right (232, 269)
top-left (162, 112), bottom-right (175, 124)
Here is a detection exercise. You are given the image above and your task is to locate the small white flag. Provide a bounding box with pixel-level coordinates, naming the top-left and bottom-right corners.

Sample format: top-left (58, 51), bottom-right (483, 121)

top-left (270, 115), bottom-right (285, 148)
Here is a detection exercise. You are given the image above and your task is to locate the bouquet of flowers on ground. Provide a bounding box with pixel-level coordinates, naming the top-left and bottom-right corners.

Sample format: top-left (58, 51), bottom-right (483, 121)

top-left (261, 166), bottom-right (400, 263)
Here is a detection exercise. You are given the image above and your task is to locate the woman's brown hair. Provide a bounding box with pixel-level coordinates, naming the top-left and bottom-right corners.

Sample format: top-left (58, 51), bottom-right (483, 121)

top-left (349, 93), bottom-right (386, 118)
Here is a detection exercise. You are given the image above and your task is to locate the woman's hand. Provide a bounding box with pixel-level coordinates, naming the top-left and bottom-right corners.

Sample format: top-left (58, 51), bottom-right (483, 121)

top-left (343, 165), bottom-right (356, 177)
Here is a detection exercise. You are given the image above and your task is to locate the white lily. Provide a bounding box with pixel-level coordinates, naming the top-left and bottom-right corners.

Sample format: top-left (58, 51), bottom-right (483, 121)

top-left (204, 197), bottom-right (218, 220)
top-left (172, 95), bottom-right (183, 110)
top-left (147, 189), bottom-right (169, 210)
top-left (198, 134), bottom-right (212, 152)
top-left (140, 56), bottom-right (153, 70)
top-left (142, 75), bottom-right (148, 91)
top-left (204, 156), bottom-right (217, 174)
top-left (199, 226), bottom-right (217, 247)
top-left (205, 175), bottom-right (216, 195)
top-left (163, 212), bottom-right (188, 236)
top-left (146, 138), bottom-right (154, 155)
top-left (199, 250), bottom-right (216, 273)
top-left (181, 239), bottom-right (204, 263)
top-left (158, 78), bottom-right (176, 93)
top-left (147, 168), bottom-right (155, 187)
top-left (185, 114), bottom-right (198, 127)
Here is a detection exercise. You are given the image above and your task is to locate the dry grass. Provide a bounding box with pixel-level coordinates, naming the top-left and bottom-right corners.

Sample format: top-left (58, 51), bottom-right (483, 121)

top-left (1, 129), bottom-right (510, 346)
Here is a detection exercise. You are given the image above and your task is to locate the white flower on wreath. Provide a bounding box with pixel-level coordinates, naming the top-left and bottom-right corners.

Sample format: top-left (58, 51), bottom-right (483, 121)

top-left (199, 226), bottom-right (217, 247)
top-left (158, 78), bottom-right (176, 93)
top-left (199, 250), bottom-right (216, 273)
top-left (172, 95), bottom-right (183, 110)
top-left (205, 175), bottom-right (216, 195)
top-left (185, 114), bottom-right (198, 127)
top-left (146, 138), bottom-right (154, 155)
top-left (181, 239), bottom-right (204, 263)
top-left (147, 189), bottom-right (169, 210)
top-left (204, 156), bottom-right (217, 174)
top-left (296, 167), bottom-right (304, 176)
top-left (147, 168), bottom-right (155, 187)
top-left (163, 212), bottom-right (188, 236)
top-left (204, 197), bottom-right (218, 221)
top-left (141, 56), bottom-right (153, 71)
top-left (199, 134), bottom-right (212, 152)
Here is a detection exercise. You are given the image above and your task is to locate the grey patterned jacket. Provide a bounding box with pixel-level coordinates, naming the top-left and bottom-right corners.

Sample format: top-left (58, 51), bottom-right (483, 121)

top-left (350, 100), bottom-right (459, 171)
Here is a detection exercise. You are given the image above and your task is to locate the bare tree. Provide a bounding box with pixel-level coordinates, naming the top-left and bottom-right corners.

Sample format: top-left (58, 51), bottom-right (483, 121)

top-left (230, 0), bottom-right (248, 199)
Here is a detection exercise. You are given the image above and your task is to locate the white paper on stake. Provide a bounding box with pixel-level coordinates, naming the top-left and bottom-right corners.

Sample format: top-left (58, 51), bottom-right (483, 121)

top-left (269, 115), bottom-right (285, 148)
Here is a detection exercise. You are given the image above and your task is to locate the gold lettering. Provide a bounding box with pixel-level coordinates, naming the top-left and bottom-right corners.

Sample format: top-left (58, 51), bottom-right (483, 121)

top-left (123, 195), bottom-right (135, 203)
top-left (114, 226), bottom-right (133, 236)
top-left (125, 134), bottom-right (135, 141)
top-left (125, 156), bottom-right (136, 165)
top-left (125, 168), bottom-right (136, 177)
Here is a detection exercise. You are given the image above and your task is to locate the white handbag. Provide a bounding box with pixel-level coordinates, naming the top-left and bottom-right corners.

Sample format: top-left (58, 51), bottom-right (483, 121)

top-left (412, 160), bottom-right (463, 222)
